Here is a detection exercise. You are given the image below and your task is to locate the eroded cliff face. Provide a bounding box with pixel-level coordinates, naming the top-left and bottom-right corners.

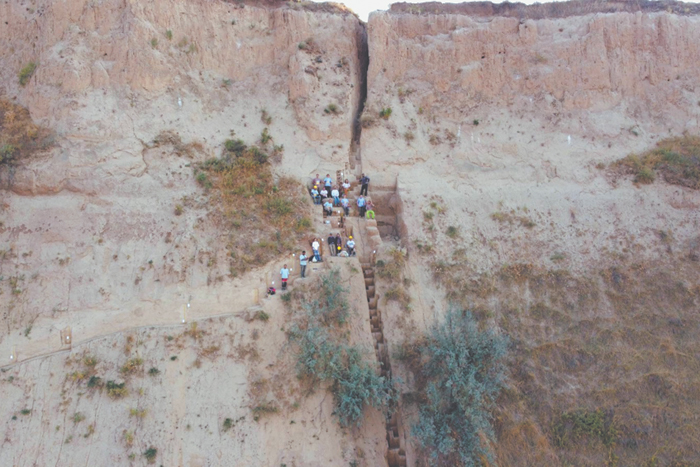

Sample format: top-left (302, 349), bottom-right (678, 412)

top-left (2, 1), bottom-right (700, 466)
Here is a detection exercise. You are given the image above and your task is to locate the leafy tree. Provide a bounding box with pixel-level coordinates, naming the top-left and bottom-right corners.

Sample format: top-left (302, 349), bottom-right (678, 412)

top-left (412, 309), bottom-right (508, 466)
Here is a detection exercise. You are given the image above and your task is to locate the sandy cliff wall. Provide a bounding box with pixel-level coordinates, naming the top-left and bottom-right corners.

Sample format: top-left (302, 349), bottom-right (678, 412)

top-left (367, 10), bottom-right (700, 118)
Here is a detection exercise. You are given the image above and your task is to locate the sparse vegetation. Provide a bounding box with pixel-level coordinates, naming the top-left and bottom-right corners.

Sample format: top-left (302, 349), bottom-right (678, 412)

top-left (0, 99), bottom-right (55, 165)
top-left (165, 29), bottom-right (173, 40)
top-left (129, 407), bottom-right (148, 419)
top-left (288, 270), bottom-right (393, 427)
top-left (261, 109), bottom-right (272, 125)
top-left (72, 412), bottom-right (86, 424)
top-left (120, 357), bottom-right (144, 376)
top-left (150, 38), bottom-right (158, 49)
top-left (106, 381), bottom-right (128, 399)
top-left (324, 103), bottom-right (340, 115)
top-left (252, 402), bottom-right (279, 421)
top-left (446, 226), bottom-right (459, 239)
top-left (20, 408), bottom-right (31, 415)
top-left (613, 135), bottom-right (700, 188)
top-left (404, 131), bottom-right (415, 143)
top-left (379, 107), bottom-right (392, 120)
top-left (254, 310), bottom-right (269, 322)
top-left (491, 210), bottom-right (536, 228)
top-left (18, 62), bottom-right (37, 86)
top-left (148, 367), bottom-right (160, 376)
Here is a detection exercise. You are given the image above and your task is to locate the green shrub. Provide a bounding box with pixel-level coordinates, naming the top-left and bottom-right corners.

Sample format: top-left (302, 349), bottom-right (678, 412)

top-left (148, 367), bottom-right (160, 376)
top-left (150, 38), bottom-right (158, 49)
top-left (165, 29), bottom-right (173, 40)
top-left (18, 62), bottom-right (37, 86)
top-left (87, 376), bottom-right (102, 388)
top-left (20, 408), bottom-right (31, 415)
top-left (106, 381), bottom-right (128, 399)
top-left (446, 226), bottom-right (459, 239)
top-left (325, 103), bottom-right (339, 115)
top-left (634, 166), bottom-right (655, 184)
top-left (252, 402), bottom-right (279, 421)
top-left (379, 107), bottom-right (392, 119)
top-left (553, 408), bottom-right (617, 448)
top-left (224, 139), bottom-right (247, 155)
top-left (143, 447), bottom-right (157, 464)
top-left (411, 310), bottom-right (508, 465)
top-left (260, 128), bottom-right (272, 145)
top-left (290, 323), bottom-right (392, 426)
top-left (254, 310), bottom-right (269, 322)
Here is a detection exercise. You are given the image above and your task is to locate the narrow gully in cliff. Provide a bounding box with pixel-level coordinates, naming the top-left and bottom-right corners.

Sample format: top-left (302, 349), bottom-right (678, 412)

top-left (349, 20), bottom-right (369, 175)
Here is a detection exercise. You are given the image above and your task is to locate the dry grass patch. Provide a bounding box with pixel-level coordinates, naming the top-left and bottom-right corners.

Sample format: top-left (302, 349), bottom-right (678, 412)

top-left (0, 99), bottom-right (54, 165)
top-left (612, 135), bottom-right (700, 188)
top-left (195, 137), bottom-right (311, 275)
top-left (427, 257), bottom-right (700, 466)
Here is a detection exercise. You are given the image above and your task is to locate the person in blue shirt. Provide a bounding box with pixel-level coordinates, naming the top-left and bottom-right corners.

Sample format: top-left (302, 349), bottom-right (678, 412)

top-left (280, 264), bottom-right (290, 290)
top-left (357, 195), bottom-right (366, 218)
top-left (341, 196), bottom-right (350, 216)
top-left (323, 199), bottom-right (333, 216)
top-left (323, 174), bottom-right (333, 193)
top-left (310, 186), bottom-right (320, 204)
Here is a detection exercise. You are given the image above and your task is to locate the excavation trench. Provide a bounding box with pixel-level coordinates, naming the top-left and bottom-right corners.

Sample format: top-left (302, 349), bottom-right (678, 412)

top-left (348, 18), bottom-right (408, 467)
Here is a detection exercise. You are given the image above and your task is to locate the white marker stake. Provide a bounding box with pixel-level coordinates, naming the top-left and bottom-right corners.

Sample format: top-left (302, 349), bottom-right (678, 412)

top-left (10, 346), bottom-right (16, 362)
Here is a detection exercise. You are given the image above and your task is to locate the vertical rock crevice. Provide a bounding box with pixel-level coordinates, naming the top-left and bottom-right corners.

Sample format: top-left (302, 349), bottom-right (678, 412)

top-left (349, 20), bottom-right (369, 175)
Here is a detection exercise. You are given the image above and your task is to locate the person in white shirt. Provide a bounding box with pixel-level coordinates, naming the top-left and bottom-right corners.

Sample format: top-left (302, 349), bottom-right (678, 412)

top-left (341, 179), bottom-right (351, 196)
top-left (312, 239), bottom-right (321, 262)
top-left (319, 187), bottom-right (328, 200)
top-left (280, 264), bottom-right (290, 290)
top-left (331, 187), bottom-right (340, 206)
top-left (346, 236), bottom-right (356, 256)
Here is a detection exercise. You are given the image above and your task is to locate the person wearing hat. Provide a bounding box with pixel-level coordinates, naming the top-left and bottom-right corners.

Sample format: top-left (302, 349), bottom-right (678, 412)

top-left (310, 186), bottom-right (320, 204)
top-left (346, 236), bottom-right (356, 256)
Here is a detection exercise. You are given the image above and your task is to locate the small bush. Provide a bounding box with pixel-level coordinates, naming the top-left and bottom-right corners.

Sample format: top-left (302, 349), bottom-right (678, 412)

top-left (174, 204), bottom-right (183, 216)
top-left (20, 408), bottom-right (31, 415)
top-left (143, 447), bottom-right (158, 464)
top-left (106, 381), bottom-right (128, 399)
top-left (254, 310), bottom-right (270, 322)
top-left (325, 103), bottom-right (339, 115)
top-left (553, 409), bottom-right (617, 448)
top-left (87, 376), bottom-right (103, 389)
top-left (261, 109), bottom-right (272, 125)
top-left (148, 367), bottom-right (160, 376)
top-left (379, 107), bottom-right (392, 119)
top-left (18, 62), bottom-right (37, 86)
top-left (120, 357), bottom-right (144, 376)
top-left (224, 139), bottom-right (247, 155)
top-left (473, 119), bottom-right (480, 126)
top-left (260, 128), bottom-right (272, 145)
top-left (404, 131), bottom-right (415, 143)
top-left (150, 38), bottom-right (158, 49)
top-left (129, 407), bottom-right (148, 418)
top-left (635, 166), bottom-right (655, 184)
top-left (446, 226), bottom-right (459, 239)
top-left (72, 412), bottom-right (86, 424)
top-left (252, 402), bottom-right (279, 421)
top-left (223, 417), bottom-right (234, 431)
top-left (165, 29), bottom-right (173, 40)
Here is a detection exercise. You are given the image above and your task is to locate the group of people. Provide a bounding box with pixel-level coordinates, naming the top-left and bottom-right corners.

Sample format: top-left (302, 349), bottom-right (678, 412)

top-left (326, 232), bottom-right (355, 256)
top-left (309, 173), bottom-right (374, 219)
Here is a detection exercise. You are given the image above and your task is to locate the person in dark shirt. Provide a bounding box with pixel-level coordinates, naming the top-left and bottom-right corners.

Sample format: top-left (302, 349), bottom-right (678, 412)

top-left (360, 173), bottom-right (370, 196)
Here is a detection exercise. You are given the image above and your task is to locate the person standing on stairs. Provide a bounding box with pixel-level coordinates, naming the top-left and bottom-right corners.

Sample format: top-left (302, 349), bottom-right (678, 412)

top-left (342, 178), bottom-right (351, 196)
top-left (312, 238), bottom-right (321, 262)
top-left (299, 251), bottom-right (308, 278)
top-left (360, 173), bottom-right (370, 196)
top-left (341, 195), bottom-right (350, 216)
top-left (280, 264), bottom-right (290, 290)
top-left (357, 195), bottom-right (367, 218)
top-left (334, 233), bottom-right (342, 250)
top-left (323, 173), bottom-right (333, 194)
top-left (312, 174), bottom-right (322, 188)
top-left (327, 233), bottom-right (336, 256)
